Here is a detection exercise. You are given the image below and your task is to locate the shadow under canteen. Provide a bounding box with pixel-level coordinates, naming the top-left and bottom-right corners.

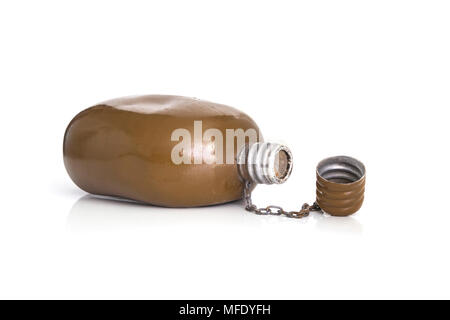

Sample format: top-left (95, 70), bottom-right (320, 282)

top-left (66, 194), bottom-right (363, 234)
top-left (66, 194), bottom-right (256, 232)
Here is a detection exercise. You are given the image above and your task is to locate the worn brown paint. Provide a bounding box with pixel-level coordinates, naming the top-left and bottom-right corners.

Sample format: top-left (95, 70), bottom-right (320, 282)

top-left (63, 95), bottom-right (261, 207)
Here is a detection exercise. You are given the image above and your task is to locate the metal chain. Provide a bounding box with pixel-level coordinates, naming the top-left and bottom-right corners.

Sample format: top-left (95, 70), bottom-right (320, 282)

top-left (243, 181), bottom-right (323, 219)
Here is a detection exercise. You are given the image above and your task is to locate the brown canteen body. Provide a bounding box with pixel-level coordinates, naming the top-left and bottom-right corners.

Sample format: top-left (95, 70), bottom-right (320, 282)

top-left (63, 95), bottom-right (262, 207)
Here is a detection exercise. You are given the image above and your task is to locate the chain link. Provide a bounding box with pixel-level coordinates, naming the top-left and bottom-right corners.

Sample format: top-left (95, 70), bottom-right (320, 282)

top-left (243, 181), bottom-right (323, 219)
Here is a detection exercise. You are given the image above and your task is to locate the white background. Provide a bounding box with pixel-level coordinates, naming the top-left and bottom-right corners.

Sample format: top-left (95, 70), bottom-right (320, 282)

top-left (1, 0), bottom-right (449, 299)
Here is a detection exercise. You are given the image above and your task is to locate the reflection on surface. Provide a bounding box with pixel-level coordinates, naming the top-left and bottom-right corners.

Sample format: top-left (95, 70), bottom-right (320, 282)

top-left (67, 194), bottom-right (362, 234)
top-left (67, 194), bottom-right (256, 231)
top-left (312, 212), bottom-right (363, 234)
